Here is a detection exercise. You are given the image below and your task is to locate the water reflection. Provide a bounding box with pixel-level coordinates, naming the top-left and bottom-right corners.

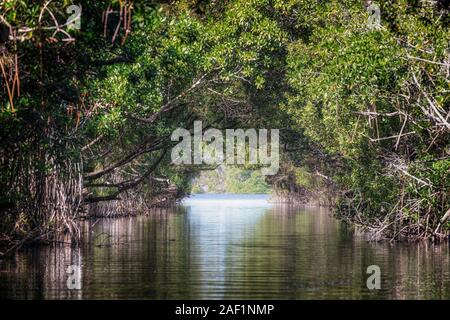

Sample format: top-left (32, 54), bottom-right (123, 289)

top-left (0, 194), bottom-right (449, 299)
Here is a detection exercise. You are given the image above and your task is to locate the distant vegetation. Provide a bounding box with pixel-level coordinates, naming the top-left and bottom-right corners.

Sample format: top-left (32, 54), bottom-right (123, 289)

top-left (191, 167), bottom-right (271, 194)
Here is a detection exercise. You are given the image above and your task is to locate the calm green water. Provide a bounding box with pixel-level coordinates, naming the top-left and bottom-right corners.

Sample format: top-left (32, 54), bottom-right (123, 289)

top-left (0, 194), bottom-right (449, 299)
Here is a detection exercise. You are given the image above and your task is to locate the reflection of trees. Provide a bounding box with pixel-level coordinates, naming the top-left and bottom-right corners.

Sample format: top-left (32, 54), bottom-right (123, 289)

top-left (1, 205), bottom-right (449, 299)
top-left (0, 207), bottom-right (203, 299)
top-left (381, 242), bottom-right (450, 299)
top-left (0, 240), bottom-right (82, 299)
top-left (79, 207), bottom-right (203, 299)
top-left (224, 205), bottom-right (361, 299)
top-left (229, 206), bottom-right (450, 299)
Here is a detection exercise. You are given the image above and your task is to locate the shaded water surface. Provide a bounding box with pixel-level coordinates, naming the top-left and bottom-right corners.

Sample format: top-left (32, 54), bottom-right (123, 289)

top-left (1, 194), bottom-right (449, 299)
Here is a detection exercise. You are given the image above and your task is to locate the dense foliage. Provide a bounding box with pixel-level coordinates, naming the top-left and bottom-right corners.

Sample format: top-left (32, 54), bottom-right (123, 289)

top-left (0, 0), bottom-right (449, 249)
top-left (191, 166), bottom-right (271, 194)
top-left (281, 0), bottom-right (450, 240)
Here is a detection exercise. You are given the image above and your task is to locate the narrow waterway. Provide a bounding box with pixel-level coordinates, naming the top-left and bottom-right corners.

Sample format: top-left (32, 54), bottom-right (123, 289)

top-left (0, 194), bottom-right (449, 299)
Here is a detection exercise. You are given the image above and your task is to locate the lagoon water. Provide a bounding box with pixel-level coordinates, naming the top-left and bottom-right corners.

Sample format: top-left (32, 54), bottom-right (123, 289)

top-left (0, 194), bottom-right (449, 299)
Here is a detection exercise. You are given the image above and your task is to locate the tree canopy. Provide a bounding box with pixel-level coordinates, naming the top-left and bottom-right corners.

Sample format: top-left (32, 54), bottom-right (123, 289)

top-left (0, 0), bottom-right (448, 246)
